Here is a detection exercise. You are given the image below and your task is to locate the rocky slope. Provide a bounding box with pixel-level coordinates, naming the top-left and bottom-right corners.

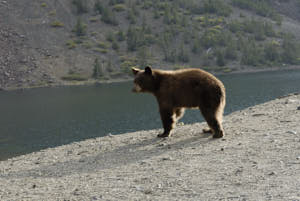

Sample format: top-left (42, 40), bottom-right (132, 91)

top-left (0, 93), bottom-right (299, 200)
top-left (1, 0), bottom-right (300, 90)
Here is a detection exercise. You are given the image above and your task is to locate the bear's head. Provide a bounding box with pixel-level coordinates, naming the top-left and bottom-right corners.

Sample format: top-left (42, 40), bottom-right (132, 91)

top-left (131, 66), bottom-right (157, 93)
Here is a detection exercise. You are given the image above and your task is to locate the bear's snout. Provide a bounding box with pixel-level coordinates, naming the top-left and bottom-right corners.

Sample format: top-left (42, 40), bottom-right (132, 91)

top-left (132, 83), bottom-right (142, 93)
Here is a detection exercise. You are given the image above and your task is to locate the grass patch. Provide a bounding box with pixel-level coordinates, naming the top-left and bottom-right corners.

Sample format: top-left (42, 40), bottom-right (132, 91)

top-left (51, 21), bottom-right (64, 28)
top-left (92, 48), bottom-right (108, 54)
top-left (66, 40), bottom-right (76, 49)
top-left (48, 10), bottom-right (56, 16)
top-left (113, 4), bottom-right (126, 12)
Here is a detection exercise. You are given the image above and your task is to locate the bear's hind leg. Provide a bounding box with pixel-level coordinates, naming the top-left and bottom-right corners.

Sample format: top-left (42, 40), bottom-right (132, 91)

top-left (157, 108), bottom-right (175, 138)
top-left (200, 108), bottom-right (224, 138)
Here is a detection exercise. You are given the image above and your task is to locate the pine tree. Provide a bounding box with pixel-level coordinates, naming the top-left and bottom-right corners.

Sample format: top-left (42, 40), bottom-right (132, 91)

top-left (92, 58), bottom-right (103, 78)
top-left (94, 0), bottom-right (103, 14)
top-left (72, 0), bottom-right (88, 14)
top-left (73, 18), bottom-right (87, 36)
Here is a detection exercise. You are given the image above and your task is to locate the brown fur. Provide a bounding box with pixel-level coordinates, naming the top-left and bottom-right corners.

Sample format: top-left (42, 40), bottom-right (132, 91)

top-left (132, 66), bottom-right (226, 138)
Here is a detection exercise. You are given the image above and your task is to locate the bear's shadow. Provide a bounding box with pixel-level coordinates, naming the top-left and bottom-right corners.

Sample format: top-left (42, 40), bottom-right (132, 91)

top-left (2, 132), bottom-right (214, 179)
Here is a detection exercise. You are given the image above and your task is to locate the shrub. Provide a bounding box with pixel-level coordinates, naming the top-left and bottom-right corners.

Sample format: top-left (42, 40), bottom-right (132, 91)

top-left (89, 17), bottom-right (98, 22)
top-left (101, 7), bottom-right (118, 25)
top-left (113, 4), bottom-right (126, 12)
top-left (51, 21), bottom-right (64, 27)
top-left (92, 48), bottom-right (108, 54)
top-left (232, 0), bottom-right (281, 22)
top-left (264, 40), bottom-right (281, 64)
top-left (240, 39), bottom-right (264, 66)
top-left (216, 49), bottom-right (226, 66)
top-left (72, 0), bottom-right (88, 14)
top-left (96, 41), bottom-right (109, 49)
top-left (112, 40), bottom-right (119, 51)
top-left (48, 10), bottom-right (56, 16)
top-left (66, 40), bottom-right (77, 49)
top-left (92, 58), bottom-right (104, 78)
top-left (116, 30), bottom-right (125, 41)
top-left (281, 34), bottom-right (300, 64)
top-left (94, 0), bottom-right (103, 14)
top-left (82, 41), bottom-right (93, 49)
top-left (73, 18), bottom-right (87, 36)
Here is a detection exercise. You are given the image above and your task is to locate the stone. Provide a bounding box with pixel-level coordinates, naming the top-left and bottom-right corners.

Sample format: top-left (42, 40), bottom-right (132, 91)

top-left (286, 131), bottom-right (297, 135)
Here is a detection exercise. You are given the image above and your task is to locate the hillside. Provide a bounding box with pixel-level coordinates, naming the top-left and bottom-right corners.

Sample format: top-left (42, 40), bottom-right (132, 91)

top-left (1, 0), bottom-right (300, 90)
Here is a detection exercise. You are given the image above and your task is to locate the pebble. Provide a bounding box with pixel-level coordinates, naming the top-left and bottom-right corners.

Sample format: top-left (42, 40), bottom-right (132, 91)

top-left (285, 99), bottom-right (298, 104)
top-left (297, 106), bottom-right (300, 110)
top-left (268, 171), bottom-right (276, 176)
top-left (161, 157), bottom-right (173, 161)
top-left (286, 131), bottom-right (297, 135)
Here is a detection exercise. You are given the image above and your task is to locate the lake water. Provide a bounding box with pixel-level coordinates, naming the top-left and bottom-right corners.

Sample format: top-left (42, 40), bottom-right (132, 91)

top-left (1, 69), bottom-right (300, 160)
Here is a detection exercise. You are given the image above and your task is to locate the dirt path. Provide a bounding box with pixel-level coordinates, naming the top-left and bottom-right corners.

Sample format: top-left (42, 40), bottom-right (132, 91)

top-left (0, 94), bottom-right (300, 200)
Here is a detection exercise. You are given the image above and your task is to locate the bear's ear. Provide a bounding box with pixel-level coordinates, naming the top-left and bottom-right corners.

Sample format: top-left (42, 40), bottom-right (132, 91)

top-left (144, 66), bottom-right (152, 76)
top-left (132, 67), bottom-right (140, 75)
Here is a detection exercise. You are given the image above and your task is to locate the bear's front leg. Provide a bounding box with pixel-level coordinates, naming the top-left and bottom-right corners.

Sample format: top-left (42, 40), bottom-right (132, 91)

top-left (157, 108), bottom-right (174, 138)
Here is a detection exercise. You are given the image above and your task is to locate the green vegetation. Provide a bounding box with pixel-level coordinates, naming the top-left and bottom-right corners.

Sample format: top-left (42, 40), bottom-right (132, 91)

top-left (62, 0), bottom-right (300, 76)
top-left (231, 0), bottom-right (282, 23)
top-left (50, 21), bottom-right (64, 28)
top-left (66, 40), bottom-right (77, 49)
top-left (92, 58), bottom-right (104, 78)
top-left (101, 7), bottom-right (118, 25)
top-left (72, 0), bottom-right (88, 14)
top-left (73, 18), bottom-right (87, 36)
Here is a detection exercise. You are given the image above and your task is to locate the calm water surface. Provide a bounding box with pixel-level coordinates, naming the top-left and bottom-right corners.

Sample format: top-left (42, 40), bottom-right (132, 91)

top-left (1, 69), bottom-right (300, 160)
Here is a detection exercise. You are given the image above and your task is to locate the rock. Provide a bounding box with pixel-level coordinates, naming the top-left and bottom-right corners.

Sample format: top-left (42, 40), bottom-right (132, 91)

top-left (161, 157), bottom-right (173, 161)
top-left (268, 171), bottom-right (276, 176)
top-left (297, 106), bottom-right (300, 110)
top-left (285, 99), bottom-right (297, 104)
top-left (286, 131), bottom-right (297, 135)
top-left (252, 113), bottom-right (265, 117)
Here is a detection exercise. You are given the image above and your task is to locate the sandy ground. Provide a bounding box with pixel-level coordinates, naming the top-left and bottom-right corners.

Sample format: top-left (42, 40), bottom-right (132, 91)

top-left (0, 94), bottom-right (300, 200)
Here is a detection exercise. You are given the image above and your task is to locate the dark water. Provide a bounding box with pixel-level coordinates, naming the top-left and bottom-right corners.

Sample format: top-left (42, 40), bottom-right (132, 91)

top-left (1, 69), bottom-right (300, 160)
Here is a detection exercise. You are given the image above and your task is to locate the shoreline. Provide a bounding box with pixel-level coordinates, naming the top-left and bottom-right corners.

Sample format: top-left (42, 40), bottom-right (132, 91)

top-left (0, 93), bottom-right (299, 200)
top-left (2, 65), bottom-right (300, 92)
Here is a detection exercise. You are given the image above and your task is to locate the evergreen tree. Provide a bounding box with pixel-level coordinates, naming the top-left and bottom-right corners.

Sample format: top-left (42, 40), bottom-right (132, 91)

top-left (101, 7), bottom-right (118, 25)
top-left (281, 34), bottom-right (299, 64)
top-left (137, 46), bottom-right (149, 67)
top-left (112, 39), bottom-right (119, 51)
top-left (94, 0), bottom-right (103, 14)
top-left (116, 30), bottom-right (125, 41)
top-left (216, 49), bottom-right (226, 66)
top-left (92, 58), bottom-right (103, 78)
top-left (178, 43), bottom-right (189, 63)
top-left (127, 26), bottom-right (138, 51)
top-left (73, 18), bottom-right (87, 36)
top-left (72, 0), bottom-right (88, 14)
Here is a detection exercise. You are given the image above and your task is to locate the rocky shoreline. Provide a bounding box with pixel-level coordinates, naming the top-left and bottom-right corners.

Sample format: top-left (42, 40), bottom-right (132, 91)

top-left (0, 93), bottom-right (300, 200)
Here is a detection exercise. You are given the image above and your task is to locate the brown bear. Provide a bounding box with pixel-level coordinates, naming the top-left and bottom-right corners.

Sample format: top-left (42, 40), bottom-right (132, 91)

top-left (132, 66), bottom-right (226, 138)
